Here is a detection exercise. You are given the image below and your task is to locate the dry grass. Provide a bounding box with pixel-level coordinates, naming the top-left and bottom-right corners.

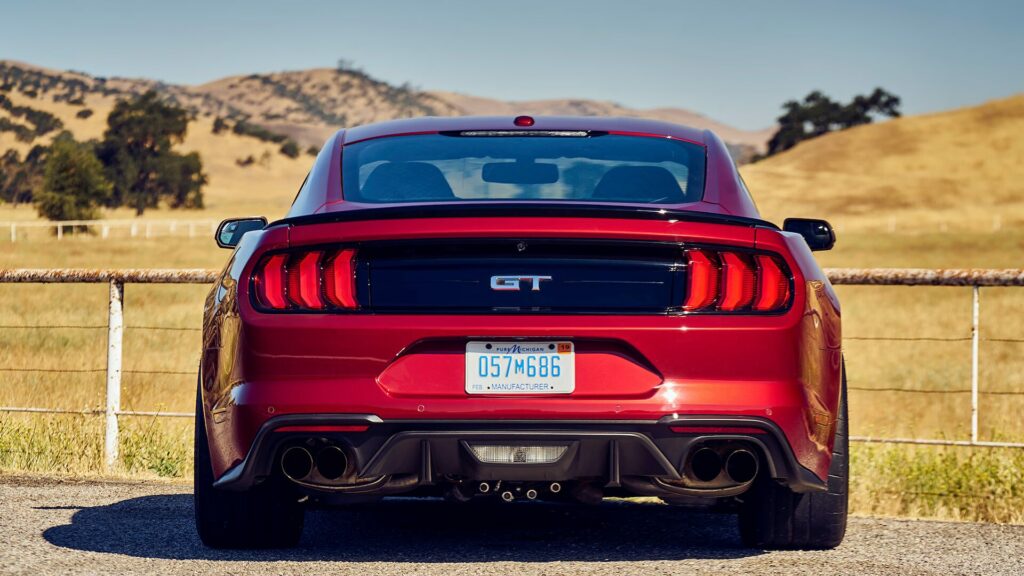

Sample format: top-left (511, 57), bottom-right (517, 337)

top-left (742, 93), bottom-right (1024, 233)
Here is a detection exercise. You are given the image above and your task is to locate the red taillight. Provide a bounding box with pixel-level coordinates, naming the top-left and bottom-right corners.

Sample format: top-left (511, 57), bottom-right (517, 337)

top-left (513, 115), bottom-right (535, 127)
top-left (286, 251), bottom-right (325, 309)
top-left (254, 253), bottom-right (288, 309)
top-left (324, 248), bottom-right (357, 309)
top-left (719, 252), bottom-right (755, 311)
top-left (682, 248), bottom-right (790, 313)
top-left (683, 249), bottom-right (719, 311)
top-left (253, 248), bottom-right (358, 311)
top-left (754, 254), bottom-right (790, 311)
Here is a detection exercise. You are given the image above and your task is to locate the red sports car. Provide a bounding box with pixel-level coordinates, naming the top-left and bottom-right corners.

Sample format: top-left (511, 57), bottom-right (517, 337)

top-left (196, 115), bottom-right (846, 550)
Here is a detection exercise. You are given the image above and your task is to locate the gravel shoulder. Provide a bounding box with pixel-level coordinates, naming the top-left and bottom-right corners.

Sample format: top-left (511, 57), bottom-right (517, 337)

top-left (1, 474), bottom-right (1022, 576)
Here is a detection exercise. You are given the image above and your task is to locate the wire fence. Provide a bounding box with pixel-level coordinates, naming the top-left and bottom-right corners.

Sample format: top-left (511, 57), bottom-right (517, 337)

top-left (1, 267), bottom-right (1023, 470)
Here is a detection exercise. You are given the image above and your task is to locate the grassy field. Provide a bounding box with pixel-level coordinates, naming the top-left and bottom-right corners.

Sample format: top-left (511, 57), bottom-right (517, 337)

top-left (743, 93), bottom-right (1024, 234)
top-left (1, 229), bottom-right (1022, 522)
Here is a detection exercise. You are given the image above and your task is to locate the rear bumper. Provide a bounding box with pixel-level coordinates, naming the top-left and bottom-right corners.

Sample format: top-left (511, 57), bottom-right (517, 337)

top-left (212, 414), bottom-right (825, 494)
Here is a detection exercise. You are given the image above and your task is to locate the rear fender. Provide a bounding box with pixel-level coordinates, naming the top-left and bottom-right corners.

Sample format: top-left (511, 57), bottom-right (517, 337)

top-left (756, 227), bottom-right (843, 456)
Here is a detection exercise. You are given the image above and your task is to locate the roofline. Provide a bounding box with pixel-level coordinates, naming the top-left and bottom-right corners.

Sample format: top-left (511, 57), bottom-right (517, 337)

top-left (338, 115), bottom-right (710, 147)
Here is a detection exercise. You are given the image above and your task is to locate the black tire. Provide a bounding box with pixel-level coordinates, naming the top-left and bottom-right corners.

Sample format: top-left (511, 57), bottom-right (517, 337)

top-left (194, 387), bottom-right (304, 548)
top-left (738, 361), bottom-right (848, 549)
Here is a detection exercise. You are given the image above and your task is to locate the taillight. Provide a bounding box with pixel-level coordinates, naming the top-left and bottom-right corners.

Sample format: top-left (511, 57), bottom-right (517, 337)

top-left (287, 251), bottom-right (325, 309)
top-left (753, 254), bottom-right (790, 311)
top-left (323, 248), bottom-right (357, 309)
top-left (683, 248), bottom-right (790, 313)
top-left (682, 249), bottom-right (719, 311)
top-left (253, 248), bottom-right (358, 311)
top-left (719, 252), bottom-right (755, 311)
top-left (254, 253), bottom-right (288, 309)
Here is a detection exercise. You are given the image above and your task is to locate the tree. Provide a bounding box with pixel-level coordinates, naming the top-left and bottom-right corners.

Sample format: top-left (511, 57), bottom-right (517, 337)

top-left (34, 135), bottom-right (111, 227)
top-left (763, 88), bottom-right (901, 157)
top-left (279, 139), bottom-right (300, 159)
top-left (1, 144), bottom-right (49, 205)
top-left (154, 151), bottom-right (207, 208)
top-left (96, 91), bottom-right (207, 215)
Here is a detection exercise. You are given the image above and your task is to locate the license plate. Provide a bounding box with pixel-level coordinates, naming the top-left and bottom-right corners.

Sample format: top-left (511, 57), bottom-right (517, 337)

top-left (465, 341), bottom-right (575, 394)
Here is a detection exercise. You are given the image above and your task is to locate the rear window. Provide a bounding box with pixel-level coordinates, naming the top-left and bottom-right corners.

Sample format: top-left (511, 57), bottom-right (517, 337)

top-left (341, 133), bottom-right (706, 204)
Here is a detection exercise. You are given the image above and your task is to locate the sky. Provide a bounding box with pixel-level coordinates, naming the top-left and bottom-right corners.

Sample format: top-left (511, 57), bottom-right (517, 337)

top-left (3, 0), bottom-right (1023, 130)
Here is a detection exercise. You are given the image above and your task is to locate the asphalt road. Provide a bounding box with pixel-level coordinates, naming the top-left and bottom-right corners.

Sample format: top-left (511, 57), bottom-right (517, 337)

top-left (1, 475), bottom-right (1022, 575)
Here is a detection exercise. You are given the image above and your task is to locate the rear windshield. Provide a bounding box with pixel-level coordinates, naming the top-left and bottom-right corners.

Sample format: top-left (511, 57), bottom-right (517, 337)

top-left (340, 133), bottom-right (706, 204)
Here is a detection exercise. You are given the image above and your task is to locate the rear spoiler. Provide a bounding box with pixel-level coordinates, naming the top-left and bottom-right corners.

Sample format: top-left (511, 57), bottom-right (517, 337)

top-left (270, 203), bottom-right (779, 230)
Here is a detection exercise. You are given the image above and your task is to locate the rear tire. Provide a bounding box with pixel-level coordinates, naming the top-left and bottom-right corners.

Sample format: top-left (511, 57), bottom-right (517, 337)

top-left (194, 387), bottom-right (304, 548)
top-left (738, 361), bottom-right (848, 549)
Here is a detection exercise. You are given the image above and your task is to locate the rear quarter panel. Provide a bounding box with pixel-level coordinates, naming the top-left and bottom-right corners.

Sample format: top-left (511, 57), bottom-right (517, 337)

top-left (757, 227), bottom-right (843, 459)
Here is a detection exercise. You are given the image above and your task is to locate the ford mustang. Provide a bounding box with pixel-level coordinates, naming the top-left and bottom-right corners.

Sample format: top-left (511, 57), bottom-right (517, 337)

top-left (196, 115), bottom-right (846, 550)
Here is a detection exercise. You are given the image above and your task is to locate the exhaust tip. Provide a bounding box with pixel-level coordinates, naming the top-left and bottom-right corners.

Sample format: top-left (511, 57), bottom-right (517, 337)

top-left (525, 489), bottom-right (538, 500)
top-left (501, 490), bottom-right (515, 502)
top-left (478, 482), bottom-right (491, 493)
top-left (725, 449), bottom-right (759, 484)
top-left (690, 447), bottom-right (722, 482)
top-left (549, 482), bottom-right (562, 494)
top-left (281, 446), bottom-right (313, 481)
top-left (315, 445), bottom-right (349, 480)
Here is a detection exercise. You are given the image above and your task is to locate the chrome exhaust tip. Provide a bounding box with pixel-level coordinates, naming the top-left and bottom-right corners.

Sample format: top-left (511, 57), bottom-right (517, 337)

top-left (549, 482), bottom-right (562, 494)
top-left (500, 490), bottom-right (515, 502)
top-left (315, 445), bottom-right (349, 480)
top-left (280, 446), bottom-right (313, 481)
top-left (725, 448), bottom-right (759, 484)
top-left (689, 447), bottom-right (722, 482)
top-left (478, 482), bottom-right (491, 493)
top-left (525, 488), bottom-right (538, 500)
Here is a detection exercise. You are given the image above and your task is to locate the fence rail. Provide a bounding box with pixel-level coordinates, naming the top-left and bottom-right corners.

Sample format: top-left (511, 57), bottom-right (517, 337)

top-left (1, 267), bottom-right (1023, 470)
top-left (3, 219), bottom-right (219, 241)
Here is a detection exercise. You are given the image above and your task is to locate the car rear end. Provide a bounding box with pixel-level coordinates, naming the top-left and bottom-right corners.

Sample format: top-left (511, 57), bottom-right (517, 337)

top-left (196, 118), bottom-right (845, 550)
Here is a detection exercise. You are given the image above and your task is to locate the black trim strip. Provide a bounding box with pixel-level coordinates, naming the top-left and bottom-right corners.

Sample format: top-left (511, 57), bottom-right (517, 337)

top-left (271, 203), bottom-right (779, 230)
top-left (212, 414), bottom-right (825, 494)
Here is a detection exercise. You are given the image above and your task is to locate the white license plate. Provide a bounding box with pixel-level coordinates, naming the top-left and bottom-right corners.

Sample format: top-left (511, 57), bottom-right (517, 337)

top-left (465, 341), bottom-right (575, 394)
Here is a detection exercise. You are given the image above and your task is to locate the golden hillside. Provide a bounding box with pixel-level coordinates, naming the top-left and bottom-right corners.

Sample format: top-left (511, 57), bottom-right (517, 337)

top-left (0, 87), bottom-right (311, 221)
top-left (741, 94), bottom-right (1024, 232)
top-left (0, 59), bottom-right (771, 222)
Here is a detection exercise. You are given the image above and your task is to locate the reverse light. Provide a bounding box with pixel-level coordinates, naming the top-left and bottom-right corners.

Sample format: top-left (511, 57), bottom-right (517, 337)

top-left (253, 248), bottom-right (359, 311)
top-left (467, 444), bottom-right (568, 464)
top-left (682, 248), bottom-right (791, 313)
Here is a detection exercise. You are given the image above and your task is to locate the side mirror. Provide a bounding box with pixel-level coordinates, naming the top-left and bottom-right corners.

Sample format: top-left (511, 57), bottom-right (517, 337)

top-left (783, 218), bottom-right (835, 251)
top-left (216, 217), bottom-right (268, 249)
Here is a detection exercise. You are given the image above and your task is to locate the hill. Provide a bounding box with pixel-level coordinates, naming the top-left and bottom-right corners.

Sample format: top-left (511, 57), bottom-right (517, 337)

top-left (0, 59), bottom-right (770, 220)
top-left (741, 94), bottom-right (1024, 232)
top-left (434, 91), bottom-right (771, 158)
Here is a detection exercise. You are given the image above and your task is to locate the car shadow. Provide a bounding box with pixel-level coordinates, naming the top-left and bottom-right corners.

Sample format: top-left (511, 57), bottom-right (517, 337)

top-left (43, 494), bottom-right (764, 562)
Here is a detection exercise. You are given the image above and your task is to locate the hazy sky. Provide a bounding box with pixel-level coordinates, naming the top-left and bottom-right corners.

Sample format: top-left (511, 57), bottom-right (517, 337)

top-left (3, 0), bottom-right (1022, 130)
